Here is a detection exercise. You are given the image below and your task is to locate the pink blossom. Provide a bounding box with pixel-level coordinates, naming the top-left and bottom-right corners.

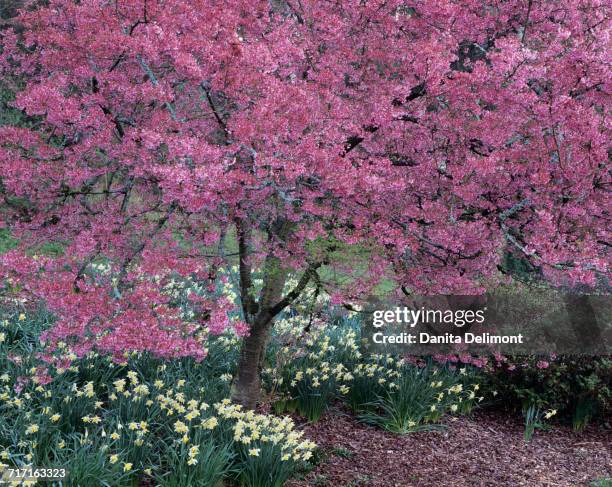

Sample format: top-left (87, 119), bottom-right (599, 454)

top-left (536, 360), bottom-right (550, 369)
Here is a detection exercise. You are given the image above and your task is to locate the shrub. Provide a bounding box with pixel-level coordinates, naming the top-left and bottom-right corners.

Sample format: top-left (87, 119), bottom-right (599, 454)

top-left (483, 355), bottom-right (611, 429)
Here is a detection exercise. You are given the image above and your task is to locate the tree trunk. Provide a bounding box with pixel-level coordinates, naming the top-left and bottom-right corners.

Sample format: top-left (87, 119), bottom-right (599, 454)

top-left (231, 226), bottom-right (290, 409)
top-left (229, 214), bottom-right (316, 409)
top-left (231, 313), bottom-right (275, 410)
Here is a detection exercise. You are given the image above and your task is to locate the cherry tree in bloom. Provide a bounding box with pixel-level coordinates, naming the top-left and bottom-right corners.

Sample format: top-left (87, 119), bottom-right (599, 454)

top-left (0, 0), bottom-right (609, 407)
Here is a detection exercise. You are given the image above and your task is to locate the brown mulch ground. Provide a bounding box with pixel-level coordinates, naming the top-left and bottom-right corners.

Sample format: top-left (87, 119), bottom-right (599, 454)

top-left (286, 407), bottom-right (611, 487)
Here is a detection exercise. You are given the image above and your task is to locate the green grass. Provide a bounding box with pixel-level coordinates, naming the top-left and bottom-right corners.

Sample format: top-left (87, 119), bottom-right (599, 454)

top-left (0, 228), bottom-right (17, 253)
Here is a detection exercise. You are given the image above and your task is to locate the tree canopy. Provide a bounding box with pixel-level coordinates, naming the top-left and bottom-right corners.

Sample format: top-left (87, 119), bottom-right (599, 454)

top-left (0, 1), bottom-right (609, 390)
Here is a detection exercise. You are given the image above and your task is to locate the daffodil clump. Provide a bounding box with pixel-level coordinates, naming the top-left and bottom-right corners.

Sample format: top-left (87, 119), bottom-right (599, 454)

top-left (166, 274), bottom-right (486, 436)
top-left (216, 400), bottom-right (316, 487)
top-left (342, 353), bottom-right (404, 412)
top-left (523, 404), bottom-right (558, 442)
top-left (264, 315), bottom-right (365, 420)
top-left (351, 364), bottom-right (447, 433)
top-left (447, 366), bottom-right (486, 416)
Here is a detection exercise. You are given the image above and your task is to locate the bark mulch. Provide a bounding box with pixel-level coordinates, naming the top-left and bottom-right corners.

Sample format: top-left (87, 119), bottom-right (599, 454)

top-left (287, 408), bottom-right (611, 487)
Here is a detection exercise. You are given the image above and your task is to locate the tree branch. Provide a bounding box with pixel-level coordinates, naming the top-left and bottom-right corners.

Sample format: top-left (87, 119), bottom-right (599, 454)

top-left (267, 263), bottom-right (321, 317)
top-left (137, 55), bottom-right (179, 121)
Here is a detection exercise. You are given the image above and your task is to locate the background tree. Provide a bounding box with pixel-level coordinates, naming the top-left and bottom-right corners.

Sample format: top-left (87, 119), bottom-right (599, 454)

top-left (0, 0), bottom-right (609, 408)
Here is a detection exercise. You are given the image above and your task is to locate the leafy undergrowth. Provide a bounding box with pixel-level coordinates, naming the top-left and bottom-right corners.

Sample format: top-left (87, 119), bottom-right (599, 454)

top-left (0, 310), bottom-right (316, 487)
top-left (0, 303), bottom-right (608, 487)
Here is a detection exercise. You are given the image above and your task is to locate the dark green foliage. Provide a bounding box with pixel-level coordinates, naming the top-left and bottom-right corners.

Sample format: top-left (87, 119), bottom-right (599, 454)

top-left (484, 355), bottom-right (611, 430)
